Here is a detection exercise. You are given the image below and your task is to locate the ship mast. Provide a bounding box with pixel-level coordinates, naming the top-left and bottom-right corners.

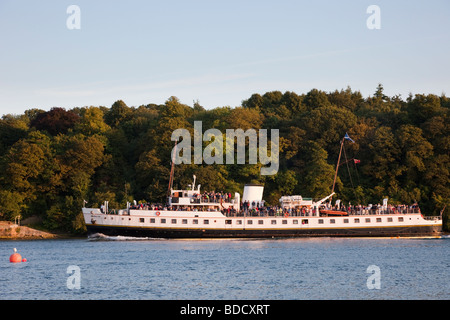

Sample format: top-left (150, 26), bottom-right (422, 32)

top-left (331, 138), bottom-right (344, 197)
top-left (330, 133), bottom-right (354, 204)
top-left (167, 140), bottom-right (177, 201)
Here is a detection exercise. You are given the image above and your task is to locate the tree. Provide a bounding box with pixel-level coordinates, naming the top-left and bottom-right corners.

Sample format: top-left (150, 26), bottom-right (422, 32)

top-left (135, 149), bottom-right (169, 202)
top-left (373, 83), bottom-right (389, 101)
top-left (275, 169), bottom-right (297, 195)
top-left (420, 115), bottom-right (450, 154)
top-left (30, 107), bottom-right (80, 135)
top-left (303, 88), bottom-right (331, 110)
top-left (0, 131), bottom-right (55, 220)
top-left (396, 125), bottom-right (433, 174)
top-left (300, 104), bottom-right (357, 150)
top-left (407, 94), bottom-right (443, 125)
top-left (281, 126), bottom-right (306, 161)
top-left (36, 134), bottom-right (106, 230)
top-left (365, 126), bottom-right (400, 182)
top-left (225, 107), bottom-right (263, 130)
top-left (56, 134), bottom-right (105, 195)
top-left (243, 91), bottom-right (302, 123)
top-left (300, 142), bottom-right (339, 198)
top-left (104, 100), bottom-right (132, 127)
top-left (242, 93), bottom-right (263, 109)
top-left (0, 114), bottom-right (29, 154)
top-left (74, 106), bottom-right (110, 135)
top-left (423, 154), bottom-right (450, 203)
top-left (3, 138), bottom-right (46, 195)
top-left (328, 87), bottom-right (363, 112)
top-left (281, 91), bottom-right (305, 114)
top-left (0, 190), bottom-right (26, 221)
top-left (160, 96), bottom-right (193, 119)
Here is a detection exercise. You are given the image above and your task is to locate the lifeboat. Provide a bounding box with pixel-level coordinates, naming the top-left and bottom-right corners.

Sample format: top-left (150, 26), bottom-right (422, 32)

top-left (320, 210), bottom-right (348, 216)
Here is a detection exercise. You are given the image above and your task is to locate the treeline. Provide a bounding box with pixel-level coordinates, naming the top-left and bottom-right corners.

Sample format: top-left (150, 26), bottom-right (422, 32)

top-left (0, 85), bottom-right (449, 233)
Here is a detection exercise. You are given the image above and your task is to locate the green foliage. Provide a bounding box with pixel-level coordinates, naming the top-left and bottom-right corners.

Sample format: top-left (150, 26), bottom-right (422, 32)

top-left (300, 142), bottom-right (339, 198)
top-left (0, 87), bottom-right (449, 232)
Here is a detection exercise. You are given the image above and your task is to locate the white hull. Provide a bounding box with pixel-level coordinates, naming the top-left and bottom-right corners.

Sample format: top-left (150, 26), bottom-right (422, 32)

top-left (82, 208), bottom-right (442, 238)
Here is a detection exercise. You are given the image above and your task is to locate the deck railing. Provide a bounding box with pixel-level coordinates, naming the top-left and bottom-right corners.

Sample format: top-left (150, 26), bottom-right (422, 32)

top-left (223, 207), bottom-right (427, 218)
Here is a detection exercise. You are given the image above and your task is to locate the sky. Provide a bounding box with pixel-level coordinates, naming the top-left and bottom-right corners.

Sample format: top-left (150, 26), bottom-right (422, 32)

top-left (0, 0), bottom-right (449, 115)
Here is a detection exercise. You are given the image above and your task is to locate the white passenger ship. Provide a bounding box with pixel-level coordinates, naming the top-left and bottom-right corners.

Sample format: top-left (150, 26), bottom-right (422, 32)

top-left (82, 135), bottom-right (442, 238)
top-left (82, 178), bottom-right (442, 238)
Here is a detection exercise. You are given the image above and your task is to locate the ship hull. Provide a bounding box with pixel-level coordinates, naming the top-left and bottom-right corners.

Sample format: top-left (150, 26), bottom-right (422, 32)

top-left (86, 224), bottom-right (442, 239)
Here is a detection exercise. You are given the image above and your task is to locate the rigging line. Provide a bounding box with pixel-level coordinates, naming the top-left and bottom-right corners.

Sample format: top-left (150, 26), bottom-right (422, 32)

top-left (331, 138), bottom-right (344, 202)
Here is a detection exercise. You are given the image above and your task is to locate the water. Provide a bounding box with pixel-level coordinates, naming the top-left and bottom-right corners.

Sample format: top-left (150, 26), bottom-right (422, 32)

top-left (0, 235), bottom-right (449, 300)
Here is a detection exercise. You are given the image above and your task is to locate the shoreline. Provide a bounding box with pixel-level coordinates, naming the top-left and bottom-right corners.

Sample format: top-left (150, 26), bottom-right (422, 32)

top-left (0, 221), bottom-right (71, 240)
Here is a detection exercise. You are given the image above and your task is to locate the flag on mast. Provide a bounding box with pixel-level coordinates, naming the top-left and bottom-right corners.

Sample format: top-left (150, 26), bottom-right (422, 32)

top-left (344, 133), bottom-right (355, 143)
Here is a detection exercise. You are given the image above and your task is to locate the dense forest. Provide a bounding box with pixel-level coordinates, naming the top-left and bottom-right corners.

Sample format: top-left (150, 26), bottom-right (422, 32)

top-left (0, 85), bottom-right (449, 233)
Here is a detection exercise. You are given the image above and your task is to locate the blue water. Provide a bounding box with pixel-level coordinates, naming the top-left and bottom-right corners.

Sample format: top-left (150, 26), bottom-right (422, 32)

top-left (0, 236), bottom-right (449, 300)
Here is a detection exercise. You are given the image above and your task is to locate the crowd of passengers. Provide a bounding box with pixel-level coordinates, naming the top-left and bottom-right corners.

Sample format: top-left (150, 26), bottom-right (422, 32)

top-left (125, 199), bottom-right (421, 217)
top-left (223, 203), bottom-right (421, 217)
top-left (187, 191), bottom-right (234, 203)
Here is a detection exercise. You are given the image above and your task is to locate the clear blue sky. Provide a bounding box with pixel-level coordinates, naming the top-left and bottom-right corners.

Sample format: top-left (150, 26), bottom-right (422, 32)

top-left (0, 0), bottom-right (449, 115)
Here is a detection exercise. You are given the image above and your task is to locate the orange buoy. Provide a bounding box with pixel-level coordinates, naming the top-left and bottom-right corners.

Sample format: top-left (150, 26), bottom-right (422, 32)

top-left (22, 258), bottom-right (27, 262)
top-left (9, 248), bottom-right (22, 263)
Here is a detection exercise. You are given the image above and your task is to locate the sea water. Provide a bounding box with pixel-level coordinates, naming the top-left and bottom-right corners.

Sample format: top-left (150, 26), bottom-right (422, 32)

top-left (0, 236), bottom-right (449, 300)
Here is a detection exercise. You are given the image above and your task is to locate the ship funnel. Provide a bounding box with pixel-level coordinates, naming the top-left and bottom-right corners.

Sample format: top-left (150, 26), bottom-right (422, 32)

top-left (242, 184), bottom-right (264, 208)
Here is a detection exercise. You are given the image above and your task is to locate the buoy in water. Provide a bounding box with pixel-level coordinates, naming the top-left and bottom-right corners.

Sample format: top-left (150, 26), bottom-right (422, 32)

top-left (9, 248), bottom-right (22, 263)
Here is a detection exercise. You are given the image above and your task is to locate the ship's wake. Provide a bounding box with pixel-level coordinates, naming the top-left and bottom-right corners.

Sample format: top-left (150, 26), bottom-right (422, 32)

top-left (87, 233), bottom-right (160, 241)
